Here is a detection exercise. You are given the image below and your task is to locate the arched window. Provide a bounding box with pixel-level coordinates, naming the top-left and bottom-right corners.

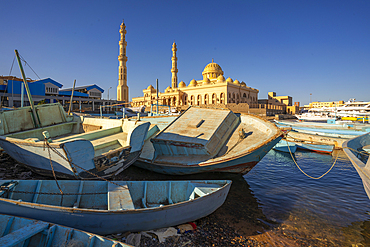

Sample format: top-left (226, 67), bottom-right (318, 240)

top-left (212, 93), bottom-right (216, 104)
top-left (173, 96), bottom-right (176, 106)
top-left (204, 94), bottom-right (208, 105)
top-left (197, 95), bottom-right (201, 106)
top-left (190, 95), bottom-right (194, 105)
top-left (237, 94), bottom-right (239, 99)
top-left (220, 93), bottom-right (225, 104)
top-left (184, 95), bottom-right (187, 105)
top-left (243, 93), bottom-right (246, 98)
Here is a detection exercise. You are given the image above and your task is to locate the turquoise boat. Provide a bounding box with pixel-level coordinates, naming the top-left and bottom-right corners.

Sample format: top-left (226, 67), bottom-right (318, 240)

top-left (0, 179), bottom-right (231, 235)
top-left (135, 107), bottom-right (283, 175)
top-left (273, 140), bottom-right (297, 153)
top-left (0, 103), bottom-right (150, 179)
top-left (343, 133), bottom-right (370, 200)
top-left (0, 214), bottom-right (131, 246)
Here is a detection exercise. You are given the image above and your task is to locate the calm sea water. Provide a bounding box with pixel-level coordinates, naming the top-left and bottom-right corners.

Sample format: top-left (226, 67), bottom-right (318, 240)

top-left (244, 149), bottom-right (370, 245)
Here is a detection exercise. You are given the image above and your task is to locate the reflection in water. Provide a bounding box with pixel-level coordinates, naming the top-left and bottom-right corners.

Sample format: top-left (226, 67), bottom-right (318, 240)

top-left (245, 149), bottom-right (370, 245)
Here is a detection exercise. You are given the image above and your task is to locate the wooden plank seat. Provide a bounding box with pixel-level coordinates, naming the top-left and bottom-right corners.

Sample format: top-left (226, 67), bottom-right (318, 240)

top-left (0, 221), bottom-right (49, 246)
top-left (108, 183), bottom-right (135, 210)
top-left (55, 126), bottom-right (122, 143)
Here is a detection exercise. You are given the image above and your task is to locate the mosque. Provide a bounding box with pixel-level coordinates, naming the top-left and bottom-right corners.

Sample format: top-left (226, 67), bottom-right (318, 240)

top-left (130, 41), bottom-right (259, 108)
top-left (118, 20), bottom-right (297, 115)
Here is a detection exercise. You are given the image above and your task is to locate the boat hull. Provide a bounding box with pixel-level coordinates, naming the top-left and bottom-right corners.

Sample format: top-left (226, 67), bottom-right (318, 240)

top-left (286, 130), bottom-right (346, 149)
top-left (343, 133), bottom-right (370, 199)
top-left (135, 136), bottom-right (282, 175)
top-left (0, 180), bottom-right (231, 235)
top-left (295, 142), bottom-right (334, 153)
top-left (0, 214), bottom-right (130, 246)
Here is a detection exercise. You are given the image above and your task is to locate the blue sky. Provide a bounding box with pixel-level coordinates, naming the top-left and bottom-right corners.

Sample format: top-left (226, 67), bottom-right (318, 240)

top-left (1, 0), bottom-right (369, 105)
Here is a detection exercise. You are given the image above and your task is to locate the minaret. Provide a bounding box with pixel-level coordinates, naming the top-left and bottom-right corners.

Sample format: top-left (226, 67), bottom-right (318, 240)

top-left (171, 42), bottom-right (178, 89)
top-left (117, 19), bottom-right (129, 102)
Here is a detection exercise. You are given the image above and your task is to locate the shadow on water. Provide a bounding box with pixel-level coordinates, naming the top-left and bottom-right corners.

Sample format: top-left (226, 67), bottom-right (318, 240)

top-left (116, 165), bottom-right (273, 236)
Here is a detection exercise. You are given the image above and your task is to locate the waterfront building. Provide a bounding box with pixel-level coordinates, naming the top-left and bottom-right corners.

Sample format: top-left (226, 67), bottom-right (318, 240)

top-left (304, 101), bottom-right (345, 109)
top-left (117, 20), bottom-right (129, 102)
top-left (131, 42), bottom-right (259, 108)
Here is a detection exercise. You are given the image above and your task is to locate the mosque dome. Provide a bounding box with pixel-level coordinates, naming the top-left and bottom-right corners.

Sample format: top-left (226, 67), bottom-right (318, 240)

top-left (203, 77), bottom-right (211, 85)
top-left (189, 79), bottom-right (197, 87)
top-left (226, 77), bottom-right (233, 83)
top-left (217, 75), bottom-right (225, 83)
top-left (233, 79), bottom-right (240, 85)
top-left (165, 86), bottom-right (172, 93)
top-left (147, 85), bottom-right (154, 90)
top-left (179, 81), bottom-right (186, 88)
top-left (202, 59), bottom-right (224, 80)
top-left (241, 81), bottom-right (246, 87)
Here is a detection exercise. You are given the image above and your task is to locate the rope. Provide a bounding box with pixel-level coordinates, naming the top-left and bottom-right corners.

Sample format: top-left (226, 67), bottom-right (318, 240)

top-left (282, 131), bottom-right (339, 179)
top-left (44, 139), bottom-right (64, 205)
top-left (19, 54), bottom-right (41, 80)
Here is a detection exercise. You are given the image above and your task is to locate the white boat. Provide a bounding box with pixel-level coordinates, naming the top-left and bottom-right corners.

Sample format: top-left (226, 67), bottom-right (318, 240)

top-left (336, 99), bottom-right (370, 118)
top-left (295, 108), bottom-right (338, 122)
top-left (0, 179), bottom-right (231, 235)
top-left (0, 103), bottom-right (150, 179)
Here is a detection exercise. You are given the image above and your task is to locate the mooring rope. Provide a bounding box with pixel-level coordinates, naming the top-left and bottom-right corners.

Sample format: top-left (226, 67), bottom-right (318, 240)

top-left (281, 130), bottom-right (339, 180)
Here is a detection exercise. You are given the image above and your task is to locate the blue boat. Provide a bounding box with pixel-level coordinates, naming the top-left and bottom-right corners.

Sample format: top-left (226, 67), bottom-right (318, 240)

top-left (136, 107), bottom-right (283, 175)
top-left (0, 179), bottom-right (231, 235)
top-left (273, 140), bottom-right (297, 153)
top-left (0, 214), bottom-right (131, 246)
top-left (343, 133), bottom-right (370, 200)
top-left (295, 142), bottom-right (334, 154)
top-left (0, 103), bottom-right (150, 179)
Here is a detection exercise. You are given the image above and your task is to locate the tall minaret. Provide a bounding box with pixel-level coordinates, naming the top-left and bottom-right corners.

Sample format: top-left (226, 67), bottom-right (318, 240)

top-left (117, 19), bottom-right (129, 102)
top-left (171, 42), bottom-right (178, 89)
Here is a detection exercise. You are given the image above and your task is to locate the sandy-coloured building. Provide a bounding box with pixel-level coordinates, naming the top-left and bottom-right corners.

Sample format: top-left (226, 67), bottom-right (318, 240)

top-left (131, 42), bottom-right (259, 108)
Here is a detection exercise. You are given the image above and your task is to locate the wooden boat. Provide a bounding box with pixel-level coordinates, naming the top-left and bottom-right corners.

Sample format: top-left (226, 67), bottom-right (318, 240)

top-left (273, 140), bottom-right (297, 153)
top-left (343, 133), bottom-right (370, 199)
top-left (0, 214), bottom-right (131, 246)
top-left (0, 179), bottom-right (231, 235)
top-left (0, 103), bottom-right (150, 179)
top-left (285, 130), bottom-right (346, 149)
top-left (294, 142), bottom-right (334, 154)
top-left (135, 107), bottom-right (283, 175)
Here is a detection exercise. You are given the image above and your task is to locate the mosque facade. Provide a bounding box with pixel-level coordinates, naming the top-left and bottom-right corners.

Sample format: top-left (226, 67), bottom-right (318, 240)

top-left (131, 42), bottom-right (259, 108)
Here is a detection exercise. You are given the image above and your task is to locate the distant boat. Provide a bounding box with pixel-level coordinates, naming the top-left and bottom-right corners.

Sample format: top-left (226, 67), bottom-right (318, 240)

top-left (294, 142), bottom-right (334, 154)
top-left (0, 214), bottom-right (131, 246)
top-left (273, 140), bottom-right (297, 153)
top-left (135, 107), bottom-right (283, 175)
top-left (343, 133), bottom-right (370, 199)
top-left (295, 108), bottom-right (338, 122)
top-left (286, 130), bottom-right (346, 149)
top-left (0, 179), bottom-right (231, 235)
top-left (0, 103), bottom-right (150, 179)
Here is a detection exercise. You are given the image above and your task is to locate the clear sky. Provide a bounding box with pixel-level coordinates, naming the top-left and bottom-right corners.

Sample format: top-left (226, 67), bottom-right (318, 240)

top-left (1, 0), bottom-right (369, 105)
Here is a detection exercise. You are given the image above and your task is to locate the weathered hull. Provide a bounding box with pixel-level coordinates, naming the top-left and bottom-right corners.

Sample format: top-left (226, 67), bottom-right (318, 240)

top-left (343, 133), bottom-right (370, 200)
top-left (0, 180), bottom-right (231, 235)
top-left (0, 137), bottom-right (139, 179)
top-left (0, 214), bottom-right (131, 246)
top-left (135, 136), bottom-right (282, 175)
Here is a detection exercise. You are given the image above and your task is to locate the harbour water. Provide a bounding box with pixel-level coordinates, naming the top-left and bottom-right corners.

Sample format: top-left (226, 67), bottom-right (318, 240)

top-left (245, 149), bottom-right (370, 246)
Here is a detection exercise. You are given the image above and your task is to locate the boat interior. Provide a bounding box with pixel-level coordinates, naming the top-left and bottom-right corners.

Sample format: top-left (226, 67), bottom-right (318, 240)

top-left (0, 180), bottom-right (227, 210)
top-left (0, 103), bottom-right (144, 157)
